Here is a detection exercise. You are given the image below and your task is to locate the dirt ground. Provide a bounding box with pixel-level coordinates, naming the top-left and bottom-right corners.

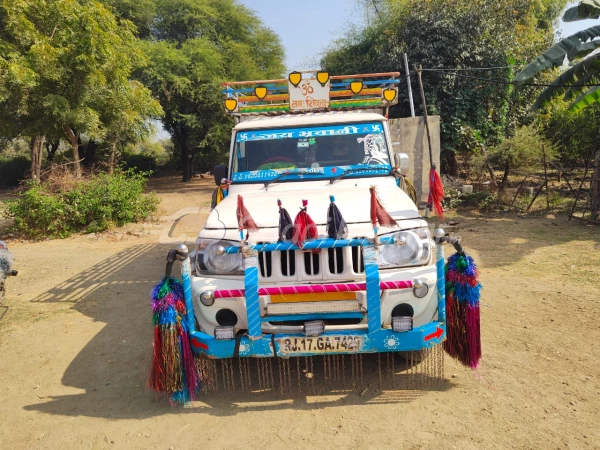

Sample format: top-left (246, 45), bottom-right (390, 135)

top-left (0, 176), bottom-right (599, 450)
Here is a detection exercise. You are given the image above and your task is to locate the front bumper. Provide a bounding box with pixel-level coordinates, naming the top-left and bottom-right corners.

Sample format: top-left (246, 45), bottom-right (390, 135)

top-left (190, 321), bottom-right (445, 358)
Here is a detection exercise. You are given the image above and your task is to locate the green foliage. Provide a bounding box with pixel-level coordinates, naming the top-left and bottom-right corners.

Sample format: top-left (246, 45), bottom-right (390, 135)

top-left (487, 125), bottom-right (555, 175)
top-left (4, 171), bottom-right (158, 238)
top-left (0, 0), bottom-right (162, 176)
top-left (539, 98), bottom-right (600, 163)
top-left (137, 0), bottom-right (285, 181)
top-left (122, 154), bottom-right (157, 173)
top-left (516, 1), bottom-right (600, 110)
top-left (321, 0), bottom-right (566, 173)
top-left (459, 191), bottom-right (498, 210)
top-left (0, 155), bottom-right (29, 187)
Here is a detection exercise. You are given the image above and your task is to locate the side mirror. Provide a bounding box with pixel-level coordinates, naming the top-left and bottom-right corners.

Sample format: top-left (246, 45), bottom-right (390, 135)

top-left (214, 164), bottom-right (228, 186)
top-left (394, 153), bottom-right (409, 175)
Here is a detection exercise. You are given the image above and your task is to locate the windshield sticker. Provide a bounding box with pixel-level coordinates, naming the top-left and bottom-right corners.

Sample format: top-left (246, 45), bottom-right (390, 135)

top-left (358, 134), bottom-right (389, 165)
top-left (236, 122), bottom-right (384, 143)
top-left (231, 164), bottom-right (389, 182)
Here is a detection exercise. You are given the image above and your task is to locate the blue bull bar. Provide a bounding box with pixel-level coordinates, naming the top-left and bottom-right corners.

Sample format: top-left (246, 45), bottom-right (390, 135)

top-left (181, 236), bottom-right (447, 358)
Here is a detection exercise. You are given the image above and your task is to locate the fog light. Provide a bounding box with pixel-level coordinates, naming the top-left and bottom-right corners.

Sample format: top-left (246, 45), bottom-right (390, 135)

top-left (200, 290), bottom-right (214, 306)
top-left (392, 316), bottom-right (413, 332)
top-left (304, 320), bottom-right (325, 337)
top-left (214, 326), bottom-right (235, 340)
top-left (413, 278), bottom-right (429, 298)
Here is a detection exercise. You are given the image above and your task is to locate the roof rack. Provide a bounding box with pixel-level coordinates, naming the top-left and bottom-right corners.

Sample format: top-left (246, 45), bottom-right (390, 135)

top-left (222, 70), bottom-right (400, 116)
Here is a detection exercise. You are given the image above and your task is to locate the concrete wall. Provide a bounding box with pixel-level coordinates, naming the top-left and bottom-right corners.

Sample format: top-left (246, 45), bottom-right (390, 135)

top-left (388, 116), bottom-right (440, 204)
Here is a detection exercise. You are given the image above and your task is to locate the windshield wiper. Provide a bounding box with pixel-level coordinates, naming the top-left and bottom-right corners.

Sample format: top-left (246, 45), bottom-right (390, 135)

top-left (329, 166), bottom-right (391, 184)
top-left (263, 170), bottom-right (323, 188)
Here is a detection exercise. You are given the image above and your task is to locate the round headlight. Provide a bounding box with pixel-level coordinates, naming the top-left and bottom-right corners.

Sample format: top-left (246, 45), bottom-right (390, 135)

top-left (380, 231), bottom-right (423, 266)
top-left (205, 241), bottom-right (242, 273)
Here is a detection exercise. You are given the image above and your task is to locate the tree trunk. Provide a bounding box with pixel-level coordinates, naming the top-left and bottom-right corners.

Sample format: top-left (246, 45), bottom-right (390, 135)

top-left (479, 144), bottom-right (499, 189)
top-left (591, 151), bottom-right (600, 221)
top-left (64, 125), bottom-right (81, 178)
top-left (45, 142), bottom-right (59, 162)
top-left (30, 135), bottom-right (45, 181)
top-left (442, 150), bottom-right (458, 177)
top-left (84, 140), bottom-right (98, 167)
top-left (499, 161), bottom-right (510, 192)
top-left (183, 148), bottom-right (192, 182)
top-left (173, 125), bottom-right (191, 182)
top-left (109, 140), bottom-right (117, 174)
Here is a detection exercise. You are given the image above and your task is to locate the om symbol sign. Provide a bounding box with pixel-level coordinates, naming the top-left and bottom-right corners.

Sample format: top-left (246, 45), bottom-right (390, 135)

top-left (301, 81), bottom-right (314, 96)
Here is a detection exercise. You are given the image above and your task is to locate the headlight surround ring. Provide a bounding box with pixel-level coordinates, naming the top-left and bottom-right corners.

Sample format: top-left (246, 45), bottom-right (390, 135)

top-left (196, 238), bottom-right (243, 275)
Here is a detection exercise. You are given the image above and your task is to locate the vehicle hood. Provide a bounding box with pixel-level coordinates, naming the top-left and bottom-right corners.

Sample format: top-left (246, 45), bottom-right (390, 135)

top-left (204, 180), bottom-right (419, 230)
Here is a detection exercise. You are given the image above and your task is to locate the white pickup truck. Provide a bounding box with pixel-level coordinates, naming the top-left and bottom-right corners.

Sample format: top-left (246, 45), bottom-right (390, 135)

top-left (181, 72), bottom-right (446, 364)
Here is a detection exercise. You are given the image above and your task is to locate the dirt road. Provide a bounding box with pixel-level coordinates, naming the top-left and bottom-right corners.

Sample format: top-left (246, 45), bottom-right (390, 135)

top-left (0, 177), bottom-right (599, 449)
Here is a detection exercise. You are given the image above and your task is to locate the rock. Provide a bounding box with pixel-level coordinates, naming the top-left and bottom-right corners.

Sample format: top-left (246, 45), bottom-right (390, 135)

top-left (451, 373), bottom-right (459, 378)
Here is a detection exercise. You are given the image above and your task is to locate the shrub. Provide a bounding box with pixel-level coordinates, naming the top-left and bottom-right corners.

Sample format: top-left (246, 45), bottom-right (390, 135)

top-left (3, 170), bottom-right (158, 238)
top-left (0, 156), bottom-right (30, 187)
top-left (122, 154), bottom-right (157, 174)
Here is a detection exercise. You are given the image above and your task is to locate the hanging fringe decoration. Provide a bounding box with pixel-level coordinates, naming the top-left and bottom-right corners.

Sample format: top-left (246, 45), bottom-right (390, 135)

top-left (277, 199), bottom-right (294, 242)
top-left (148, 277), bottom-right (198, 403)
top-left (326, 195), bottom-right (348, 239)
top-left (444, 247), bottom-right (482, 369)
top-left (236, 195), bottom-right (259, 241)
top-left (370, 186), bottom-right (397, 232)
top-left (428, 166), bottom-right (445, 219)
top-left (293, 199), bottom-right (317, 248)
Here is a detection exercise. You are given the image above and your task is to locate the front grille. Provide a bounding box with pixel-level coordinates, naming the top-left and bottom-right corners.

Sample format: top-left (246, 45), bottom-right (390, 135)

top-left (258, 245), bottom-right (365, 281)
top-left (303, 251), bottom-right (320, 275)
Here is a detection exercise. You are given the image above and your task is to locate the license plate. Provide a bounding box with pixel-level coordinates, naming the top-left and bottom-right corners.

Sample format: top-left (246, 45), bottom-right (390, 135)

top-left (277, 336), bottom-right (363, 354)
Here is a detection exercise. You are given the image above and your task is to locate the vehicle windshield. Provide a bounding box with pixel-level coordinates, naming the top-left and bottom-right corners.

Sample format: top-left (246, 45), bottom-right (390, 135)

top-left (232, 122), bottom-right (391, 182)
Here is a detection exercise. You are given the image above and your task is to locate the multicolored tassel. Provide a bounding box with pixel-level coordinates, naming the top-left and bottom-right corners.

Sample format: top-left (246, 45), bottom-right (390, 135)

top-left (444, 251), bottom-right (482, 369)
top-left (148, 277), bottom-right (198, 403)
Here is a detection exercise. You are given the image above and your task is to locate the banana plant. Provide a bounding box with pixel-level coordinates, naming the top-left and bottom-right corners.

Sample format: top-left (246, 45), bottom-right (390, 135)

top-left (516, 1), bottom-right (600, 111)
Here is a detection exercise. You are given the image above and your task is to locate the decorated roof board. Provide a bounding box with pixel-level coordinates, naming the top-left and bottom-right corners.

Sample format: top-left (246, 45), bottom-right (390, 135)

top-left (222, 71), bottom-right (400, 116)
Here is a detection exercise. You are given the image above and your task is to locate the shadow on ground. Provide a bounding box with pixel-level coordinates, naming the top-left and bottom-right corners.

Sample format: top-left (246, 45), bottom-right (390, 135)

top-left (23, 243), bottom-right (450, 419)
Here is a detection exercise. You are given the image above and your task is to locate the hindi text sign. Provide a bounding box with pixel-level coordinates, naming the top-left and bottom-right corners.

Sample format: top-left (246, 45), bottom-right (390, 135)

top-left (288, 77), bottom-right (330, 111)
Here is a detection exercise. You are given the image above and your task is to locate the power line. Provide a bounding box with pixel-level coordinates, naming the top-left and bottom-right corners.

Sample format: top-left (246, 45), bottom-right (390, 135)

top-left (421, 65), bottom-right (518, 72)
top-left (416, 70), bottom-right (600, 88)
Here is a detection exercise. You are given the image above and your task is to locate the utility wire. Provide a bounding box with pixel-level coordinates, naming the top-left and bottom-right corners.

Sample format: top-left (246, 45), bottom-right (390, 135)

top-left (415, 70), bottom-right (600, 88)
top-left (421, 65), bottom-right (518, 71)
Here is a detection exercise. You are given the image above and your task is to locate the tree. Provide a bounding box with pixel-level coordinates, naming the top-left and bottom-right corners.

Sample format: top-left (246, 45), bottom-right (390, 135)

top-left (0, 0), bottom-right (161, 178)
top-left (516, 1), bottom-right (600, 111)
top-left (487, 125), bottom-right (555, 191)
top-left (135, 0), bottom-right (285, 181)
top-left (321, 0), bottom-right (567, 175)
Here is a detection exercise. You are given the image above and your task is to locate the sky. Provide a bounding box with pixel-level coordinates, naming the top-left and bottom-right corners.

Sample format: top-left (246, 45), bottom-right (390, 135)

top-left (240, 0), bottom-right (594, 73)
top-left (239, 0), bottom-right (368, 71)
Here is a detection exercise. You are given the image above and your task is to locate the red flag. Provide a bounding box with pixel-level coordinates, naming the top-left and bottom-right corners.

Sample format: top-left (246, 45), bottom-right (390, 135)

top-left (236, 195), bottom-right (258, 232)
top-left (428, 168), bottom-right (445, 219)
top-left (293, 200), bottom-right (317, 248)
top-left (370, 187), bottom-right (397, 228)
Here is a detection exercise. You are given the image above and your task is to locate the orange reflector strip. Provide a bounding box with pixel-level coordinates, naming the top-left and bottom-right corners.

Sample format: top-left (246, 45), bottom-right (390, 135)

top-left (270, 292), bottom-right (357, 303)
